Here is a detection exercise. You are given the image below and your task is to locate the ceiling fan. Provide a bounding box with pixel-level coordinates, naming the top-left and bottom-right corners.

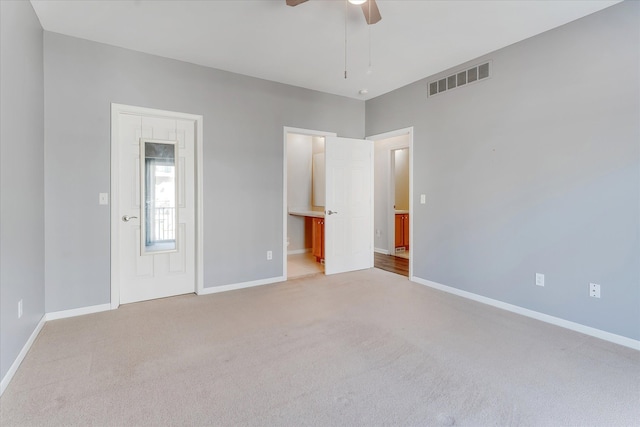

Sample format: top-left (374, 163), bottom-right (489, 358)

top-left (286, 0), bottom-right (382, 25)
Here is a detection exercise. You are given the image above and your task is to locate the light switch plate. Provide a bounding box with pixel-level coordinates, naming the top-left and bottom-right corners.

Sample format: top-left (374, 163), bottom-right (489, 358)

top-left (99, 193), bottom-right (109, 205)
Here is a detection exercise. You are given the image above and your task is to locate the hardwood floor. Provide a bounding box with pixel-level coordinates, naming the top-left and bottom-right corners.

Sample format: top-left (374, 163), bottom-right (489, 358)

top-left (374, 252), bottom-right (409, 277)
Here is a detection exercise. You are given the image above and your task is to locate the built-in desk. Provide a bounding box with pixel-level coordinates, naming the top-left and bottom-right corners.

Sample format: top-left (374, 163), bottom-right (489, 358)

top-left (288, 209), bottom-right (325, 219)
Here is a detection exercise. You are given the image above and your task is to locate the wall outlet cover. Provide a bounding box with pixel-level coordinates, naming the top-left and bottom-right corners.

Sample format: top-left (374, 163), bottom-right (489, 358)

top-left (589, 283), bottom-right (601, 298)
top-left (535, 273), bottom-right (544, 287)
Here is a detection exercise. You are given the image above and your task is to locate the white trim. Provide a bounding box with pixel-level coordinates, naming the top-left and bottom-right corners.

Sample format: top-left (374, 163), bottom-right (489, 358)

top-left (283, 127), bottom-right (337, 138)
top-left (282, 127), bottom-right (337, 280)
top-left (2, 302), bottom-right (115, 396)
top-left (197, 276), bottom-right (286, 295)
top-left (374, 248), bottom-right (390, 255)
top-left (366, 127), bottom-right (413, 143)
top-left (45, 303), bottom-right (111, 321)
top-left (367, 127), bottom-right (414, 278)
top-left (389, 151), bottom-right (396, 255)
top-left (110, 103), bottom-right (121, 309)
top-left (0, 315), bottom-right (46, 396)
top-left (111, 103), bottom-right (204, 308)
top-left (411, 276), bottom-right (640, 351)
top-left (195, 117), bottom-right (205, 295)
top-left (287, 248), bottom-right (311, 255)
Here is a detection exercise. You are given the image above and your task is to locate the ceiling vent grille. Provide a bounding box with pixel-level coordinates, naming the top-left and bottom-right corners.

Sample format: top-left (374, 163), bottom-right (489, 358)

top-left (428, 61), bottom-right (491, 97)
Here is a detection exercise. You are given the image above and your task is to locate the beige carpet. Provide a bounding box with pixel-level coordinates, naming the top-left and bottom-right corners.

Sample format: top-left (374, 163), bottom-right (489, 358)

top-left (1, 268), bottom-right (638, 426)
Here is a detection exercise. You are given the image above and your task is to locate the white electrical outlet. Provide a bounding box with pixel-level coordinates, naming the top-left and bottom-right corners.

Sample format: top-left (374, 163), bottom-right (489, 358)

top-left (99, 193), bottom-right (109, 205)
top-left (589, 283), bottom-right (601, 298)
top-left (535, 273), bottom-right (545, 287)
top-left (267, 250), bottom-right (273, 260)
top-left (375, 229), bottom-right (381, 237)
top-left (18, 299), bottom-right (23, 318)
top-left (420, 194), bottom-right (426, 204)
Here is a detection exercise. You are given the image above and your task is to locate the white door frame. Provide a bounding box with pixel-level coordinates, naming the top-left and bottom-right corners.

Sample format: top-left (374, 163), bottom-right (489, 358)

top-left (367, 127), bottom-right (414, 279)
top-left (110, 103), bottom-right (204, 309)
top-left (282, 127), bottom-right (337, 279)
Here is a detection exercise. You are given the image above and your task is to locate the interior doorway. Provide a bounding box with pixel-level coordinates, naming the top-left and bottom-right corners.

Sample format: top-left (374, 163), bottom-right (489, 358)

top-left (284, 128), bottom-right (335, 279)
top-left (110, 104), bottom-right (204, 308)
top-left (283, 127), bottom-right (374, 279)
top-left (369, 127), bottom-right (413, 278)
top-left (391, 147), bottom-right (410, 260)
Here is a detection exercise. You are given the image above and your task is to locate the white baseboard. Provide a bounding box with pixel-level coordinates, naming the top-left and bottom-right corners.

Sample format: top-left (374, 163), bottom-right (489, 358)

top-left (198, 276), bottom-right (286, 295)
top-left (1, 315), bottom-right (46, 396)
top-left (287, 248), bottom-right (311, 255)
top-left (2, 279), bottom-right (296, 396)
top-left (411, 276), bottom-right (640, 351)
top-left (45, 303), bottom-right (112, 321)
top-left (1, 303), bottom-right (110, 396)
top-left (374, 248), bottom-right (390, 255)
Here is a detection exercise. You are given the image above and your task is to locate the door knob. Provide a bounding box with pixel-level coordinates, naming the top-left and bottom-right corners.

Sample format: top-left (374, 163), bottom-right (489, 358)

top-left (326, 210), bottom-right (338, 215)
top-left (122, 215), bottom-right (138, 222)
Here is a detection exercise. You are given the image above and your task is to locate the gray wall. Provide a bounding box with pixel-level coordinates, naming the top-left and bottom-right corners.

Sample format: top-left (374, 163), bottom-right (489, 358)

top-left (43, 32), bottom-right (364, 312)
top-left (0, 1), bottom-right (45, 380)
top-left (366, 1), bottom-right (640, 340)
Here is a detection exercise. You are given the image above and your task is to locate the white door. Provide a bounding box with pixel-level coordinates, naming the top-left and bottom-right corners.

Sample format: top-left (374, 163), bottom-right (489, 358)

top-left (115, 112), bottom-right (196, 304)
top-left (324, 136), bottom-right (373, 275)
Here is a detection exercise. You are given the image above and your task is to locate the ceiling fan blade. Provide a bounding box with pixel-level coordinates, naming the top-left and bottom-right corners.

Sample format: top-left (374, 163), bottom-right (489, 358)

top-left (361, 0), bottom-right (382, 25)
top-left (286, 0), bottom-right (308, 6)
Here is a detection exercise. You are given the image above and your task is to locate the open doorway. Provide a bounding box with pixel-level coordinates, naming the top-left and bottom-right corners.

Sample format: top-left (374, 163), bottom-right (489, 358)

top-left (392, 147), bottom-right (410, 260)
top-left (283, 127), bottom-right (374, 279)
top-left (369, 128), bottom-right (413, 278)
top-left (284, 129), bottom-right (333, 278)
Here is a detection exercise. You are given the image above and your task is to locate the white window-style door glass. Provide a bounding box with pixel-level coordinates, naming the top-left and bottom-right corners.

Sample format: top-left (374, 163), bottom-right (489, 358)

top-left (140, 139), bottom-right (178, 254)
top-left (324, 136), bottom-right (374, 275)
top-left (115, 112), bottom-right (196, 304)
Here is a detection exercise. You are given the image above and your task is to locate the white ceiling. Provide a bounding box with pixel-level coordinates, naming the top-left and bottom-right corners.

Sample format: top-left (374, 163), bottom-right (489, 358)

top-left (31, 0), bottom-right (619, 100)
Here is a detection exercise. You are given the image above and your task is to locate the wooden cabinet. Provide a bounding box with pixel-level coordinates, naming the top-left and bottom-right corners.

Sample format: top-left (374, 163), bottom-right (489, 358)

top-left (395, 213), bottom-right (409, 250)
top-left (312, 217), bottom-right (325, 262)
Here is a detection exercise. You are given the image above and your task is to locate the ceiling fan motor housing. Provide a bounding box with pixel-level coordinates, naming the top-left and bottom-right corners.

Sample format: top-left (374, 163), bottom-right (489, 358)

top-left (286, 0), bottom-right (382, 25)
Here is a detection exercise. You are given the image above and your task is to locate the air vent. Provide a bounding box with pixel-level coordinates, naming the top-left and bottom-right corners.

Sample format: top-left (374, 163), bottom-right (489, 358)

top-left (428, 61), bottom-right (491, 97)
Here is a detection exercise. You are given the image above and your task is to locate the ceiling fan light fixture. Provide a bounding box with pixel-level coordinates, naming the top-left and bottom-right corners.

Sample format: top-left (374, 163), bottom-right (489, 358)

top-left (349, 0), bottom-right (367, 5)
